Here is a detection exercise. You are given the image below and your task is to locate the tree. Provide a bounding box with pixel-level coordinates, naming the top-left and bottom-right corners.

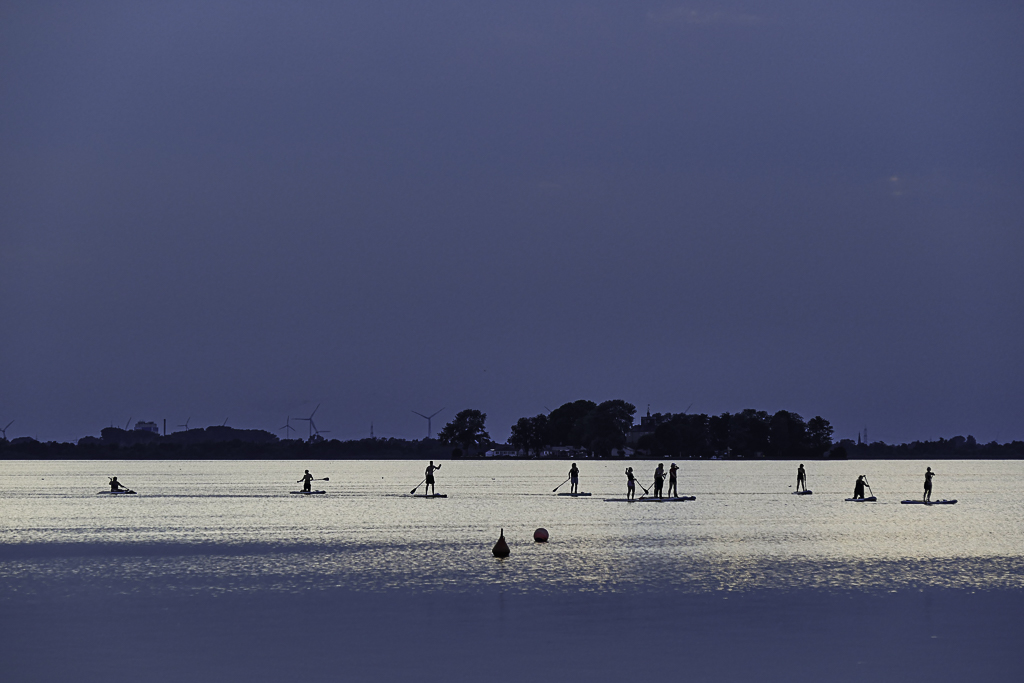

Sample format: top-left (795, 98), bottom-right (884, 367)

top-left (509, 414), bottom-right (551, 457)
top-left (807, 416), bottom-right (834, 457)
top-left (579, 400), bottom-right (636, 456)
top-left (547, 400), bottom-right (596, 447)
top-left (438, 409), bottom-right (491, 457)
top-left (768, 411), bottom-right (808, 459)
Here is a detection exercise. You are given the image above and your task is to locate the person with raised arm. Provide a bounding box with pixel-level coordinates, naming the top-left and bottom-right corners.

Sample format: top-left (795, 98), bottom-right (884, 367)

top-left (424, 461), bottom-right (441, 496)
top-left (625, 466), bottom-right (636, 501)
top-left (668, 463), bottom-right (679, 498)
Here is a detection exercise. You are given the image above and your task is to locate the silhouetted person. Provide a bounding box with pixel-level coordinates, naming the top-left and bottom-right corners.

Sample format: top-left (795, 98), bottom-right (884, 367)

top-left (569, 462), bottom-right (580, 494)
top-left (109, 477), bottom-right (128, 492)
top-left (796, 464), bottom-right (807, 492)
top-left (924, 467), bottom-right (934, 502)
top-left (625, 467), bottom-right (636, 500)
top-left (653, 463), bottom-right (665, 498)
top-left (853, 475), bottom-right (866, 499)
top-left (668, 463), bottom-right (679, 497)
top-left (298, 470), bottom-right (313, 492)
top-left (425, 461), bottom-right (441, 495)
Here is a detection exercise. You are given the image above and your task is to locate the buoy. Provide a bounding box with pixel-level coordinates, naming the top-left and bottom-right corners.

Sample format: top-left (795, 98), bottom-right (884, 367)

top-left (492, 528), bottom-right (510, 557)
top-left (533, 528), bottom-right (549, 543)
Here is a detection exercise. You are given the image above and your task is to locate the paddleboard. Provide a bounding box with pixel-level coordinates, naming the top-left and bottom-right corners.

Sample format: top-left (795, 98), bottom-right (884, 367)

top-left (845, 496), bottom-right (877, 502)
top-left (901, 499), bottom-right (957, 505)
top-left (792, 490), bottom-right (813, 495)
top-left (290, 490), bottom-right (326, 495)
top-left (411, 493), bottom-right (448, 498)
top-left (97, 490), bottom-right (136, 495)
top-left (603, 496), bottom-right (696, 502)
top-left (557, 492), bottom-right (592, 497)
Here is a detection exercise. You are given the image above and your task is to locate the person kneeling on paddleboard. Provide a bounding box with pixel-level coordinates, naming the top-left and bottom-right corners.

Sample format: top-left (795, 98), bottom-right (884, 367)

top-left (425, 461), bottom-right (441, 495)
top-left (109, 477), bottom-right (128, 492)
top-left (853, 475), bottom-right (866, 500)
top-left (625, 467), bottom-right (636, 501)
top-left (569, 462), bottom-right (579, 494)
top-left (298, 470), bottom-right (313, 493)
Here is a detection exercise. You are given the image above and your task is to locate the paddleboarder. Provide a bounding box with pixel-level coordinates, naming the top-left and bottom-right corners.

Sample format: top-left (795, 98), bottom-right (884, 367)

top-left (653, 463), bottom-right (665, 499)
top-left (568, 462), bottom-right (580, 494)
top-left (796, 464), bottom-right (807, 492)
top-left (109, 476), bottom-right (128, 492)
top-left (297, 470), bottom-right (313, 493)
top-left (668, 463), bottom-right (679, 498)
top-left (924, 467), bottom-right (934, 502)
top-left (625, 467), bottom-right (636, 501)
top-left (424, 461), bottom-right (441, 496)
top-left (853, 475), bottom-right (867, 500)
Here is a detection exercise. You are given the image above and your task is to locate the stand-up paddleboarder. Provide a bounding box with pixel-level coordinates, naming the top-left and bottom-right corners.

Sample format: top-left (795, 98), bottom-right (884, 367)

top-left (625, 467), bottom-right (636, 501)
top-left (568, 462), bottom-right (580, 494)
top-left (109, 477), bottom-right (128, 492)
top-left (668, 463), bottom-right (679, 498)
top-left (297, 470), bottom-right (314, 492)
top-left (424, 461), bottom-right (441, 496)
top-left (924, 467), bottom-right (934, 502)
top-left (796, 464), bottom-right (807, 492)
top-left (653, 463), bottom-right (665, 499)
top-left (853, 475), bottom-right (866, 499)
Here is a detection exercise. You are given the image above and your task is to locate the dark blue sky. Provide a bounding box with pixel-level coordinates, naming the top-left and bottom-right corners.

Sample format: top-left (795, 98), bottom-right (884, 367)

top-left (2, 1), bottom-right (1022, 444)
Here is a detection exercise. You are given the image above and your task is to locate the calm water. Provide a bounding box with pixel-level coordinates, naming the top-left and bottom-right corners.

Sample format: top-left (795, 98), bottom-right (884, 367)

top-left (1, 459), bottom-right (1022, 595)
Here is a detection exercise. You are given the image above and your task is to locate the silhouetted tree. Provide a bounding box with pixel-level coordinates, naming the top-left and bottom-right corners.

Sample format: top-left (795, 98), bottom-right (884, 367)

top-left (438, 409), bottom-right (491, 457)
top-left (547, 400), bottom-right (596, 447)
top-left (807, 416), bottom-right (834, 456)
top-left (579, 400), bottom-right (636, 456)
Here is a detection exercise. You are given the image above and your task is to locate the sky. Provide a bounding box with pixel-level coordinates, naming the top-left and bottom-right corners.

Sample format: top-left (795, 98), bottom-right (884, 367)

top-left (1, 1), bottom-right (1022, 445)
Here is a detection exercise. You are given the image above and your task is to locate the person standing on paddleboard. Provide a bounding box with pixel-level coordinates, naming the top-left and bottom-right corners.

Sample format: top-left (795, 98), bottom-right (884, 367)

top-left (853, 475), bottom-right (866, 499)
top-left (569, 462), bottom-right (580, 494)
top-left (653, 463), bottom-right (665, 499)
top-left (668, 463), bottom-right (679, 498)
top-left (424, 461), bottom-right (441, 496)
top-left (109, 476), bottom-right (128, 492)
top-left (924, 467), bottom-right (934, 502)
top-left (298, 470), bottom-right (313, 492)
top-left (625, 467), bottom-right (636, 501)
top-left (796, 464), bottom-right (807, 492)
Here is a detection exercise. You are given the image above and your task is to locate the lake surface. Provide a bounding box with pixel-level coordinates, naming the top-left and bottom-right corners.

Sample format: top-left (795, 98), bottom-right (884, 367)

top-left (2, 459), bottom-right (1021, 595)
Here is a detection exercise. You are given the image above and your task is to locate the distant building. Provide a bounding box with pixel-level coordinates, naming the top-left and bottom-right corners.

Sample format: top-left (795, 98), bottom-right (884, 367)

top-left (626, 406), bottom-right (662, 444)
top-left (485, 445), bottom-right (519, 458)
top-left (135, 421), bottom-right (159, 434)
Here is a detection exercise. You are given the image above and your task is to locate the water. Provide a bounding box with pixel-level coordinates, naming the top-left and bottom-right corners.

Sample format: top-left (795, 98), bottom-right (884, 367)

top-left (3, 459), bottom-right (1022, 595)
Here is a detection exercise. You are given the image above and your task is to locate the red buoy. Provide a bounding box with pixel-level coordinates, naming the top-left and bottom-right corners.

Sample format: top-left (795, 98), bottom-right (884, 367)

top-left (533, 528), bottom-right (549, 543)
top-left (492, 528), bottom-right (510, 557)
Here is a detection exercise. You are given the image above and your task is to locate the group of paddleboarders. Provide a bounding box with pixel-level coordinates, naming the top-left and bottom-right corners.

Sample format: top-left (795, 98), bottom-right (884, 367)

top-left (101, 464), bottom-right (942, 501)
top-left (621, 463), bottom-right (683, 500)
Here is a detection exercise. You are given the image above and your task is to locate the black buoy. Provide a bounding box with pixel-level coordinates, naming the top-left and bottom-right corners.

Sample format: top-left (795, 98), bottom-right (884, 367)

top-left (492, 528), bottom-right (510, 557)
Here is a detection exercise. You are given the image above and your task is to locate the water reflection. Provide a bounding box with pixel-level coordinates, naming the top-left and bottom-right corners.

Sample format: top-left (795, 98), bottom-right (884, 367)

top-left (1, 459), bottom-right (1023, 595)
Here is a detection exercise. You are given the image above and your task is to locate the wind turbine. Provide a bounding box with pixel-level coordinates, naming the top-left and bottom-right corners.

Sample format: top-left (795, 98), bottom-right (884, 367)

top-left (294, 404), bottom-right (320, 440)
top-left (178, 417), bottom-right (191, 432)
top-left (124, 417), bottom-right (133, 430)
top-left (222, 418), bottom-right (229, 427)
top-left (412, 407), bottom-right (444, 439)
top-left (279, 417), bottom-right (296, 439)
top-left (0, 420), bottom-right (13, 439)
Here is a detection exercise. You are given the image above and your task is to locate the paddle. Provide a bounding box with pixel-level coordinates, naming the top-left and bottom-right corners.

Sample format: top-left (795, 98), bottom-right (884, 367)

top-left (636, 479), bottom-right (653, 499)
top-left (552, 477), bottom-right (571, 493)
top-left (410, 478), bottom-right (426, 495)
top-left (864, 476), bottom-right (874, 499)
top-left (316, 477), bottom-right (330, 481)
